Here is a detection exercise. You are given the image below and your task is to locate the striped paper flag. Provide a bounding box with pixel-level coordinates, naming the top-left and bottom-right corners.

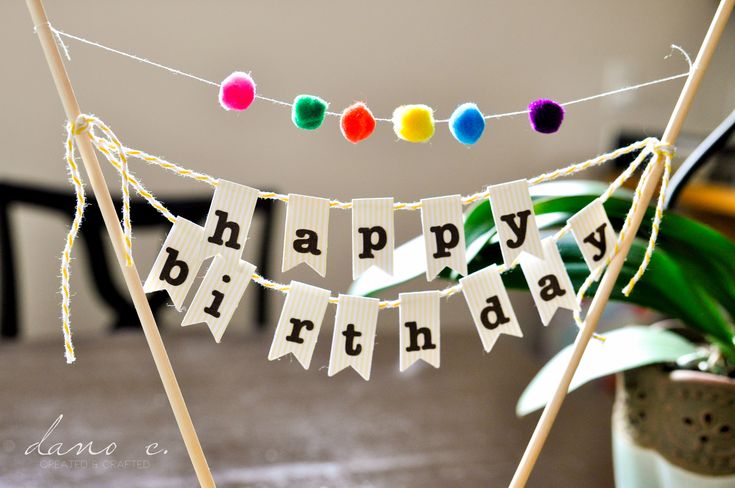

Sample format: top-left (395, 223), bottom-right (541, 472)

top-left (282, 194), bottom-right (331, 276)
top-left (399, 291), bottom-right (441, 371)
top-left (202, 180), bottom-right (260, 260)
top-left (143, 216), bottom-right (206, 311)
top-left (328, 295), bottom-right (379, 380)
top-left (487, 179), bottom-right (543, 265)
top-left (519, 237), bottom-right (579, 325)
top-left (352, 197), bottom-right (395, 279)
top-left (568, 199), bottom-right (616, 273)
top-left (420, 195), bottom-right (468, 280)
top-left (268, 281), bottom-right (331, 369)
top-left (181, 255), bottom-right (256, 342)
top-left (460, 264), bottom-right (522, 352)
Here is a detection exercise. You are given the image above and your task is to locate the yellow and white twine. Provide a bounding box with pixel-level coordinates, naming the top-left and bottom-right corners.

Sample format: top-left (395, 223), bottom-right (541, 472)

top-left (59, 114), bottom-right (671, 361)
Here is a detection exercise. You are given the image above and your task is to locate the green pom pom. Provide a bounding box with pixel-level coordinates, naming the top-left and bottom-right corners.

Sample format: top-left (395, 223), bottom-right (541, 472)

top-left (292, 95), bottom-right (328, 130)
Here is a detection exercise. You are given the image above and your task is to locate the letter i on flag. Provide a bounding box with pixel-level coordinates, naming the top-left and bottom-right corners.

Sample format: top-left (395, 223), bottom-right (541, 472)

top-left (352, 198), bottom-right (394, 279)
top-left (399, 291), bottom-right (441, 371)
top-left (568, 199), bottom-right (616, 274)
top-left (519, 237), bottom-right (579, 325)
top-left (202, 180), bottom-right (260, 259)
top-left (268, 281), bottom-right (331, 369)
top-left (181, 255), bottom-right (256, 342)
top-left (282, 194), bottom-right (331, 276)
top-left (460, 265), bottom-right (522, 352)
top-left (144, 216), bottom-right (207, 311)
top-left (487, 180), bottom-right (543, 265)
top-left (420, 195), bottom-right (468, 280)
top-left (328, 295), bottom-right (379, 380)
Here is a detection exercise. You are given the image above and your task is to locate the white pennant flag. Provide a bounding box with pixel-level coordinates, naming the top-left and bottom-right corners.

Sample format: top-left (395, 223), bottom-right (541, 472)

top-left (328, 295), bottom-right (379, 380)
top-left (202, 180), bottom-right (260, 259)
top-left (268, 281), bottom-right (331, 369)
top-left (399, 291), bottom-right (440, 371)
top-left (352, 198), bottom-right (394, 279)
top-left (519, 237), bottom-right (579, 325)
top-left (568, 199), bottom-right (616, 273)
top-left (181, 255), bottom-right (256, 342)
top-left (282, 194), bottom-right (330, 276)
top-left (420, 195), bottom-right (468, 280)
top-left (487, 180), bottom-right (543, 265)
top-left (143, 217), bottom-right (206, 311)
top-left (460, 265), bottom-right (522, 352)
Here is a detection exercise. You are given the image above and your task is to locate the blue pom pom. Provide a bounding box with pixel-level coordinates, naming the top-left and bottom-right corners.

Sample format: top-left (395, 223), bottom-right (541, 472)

top-left (449, 103), bottom-right (485, 145)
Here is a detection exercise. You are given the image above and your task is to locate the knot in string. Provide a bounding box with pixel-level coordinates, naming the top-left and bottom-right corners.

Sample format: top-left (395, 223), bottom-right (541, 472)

top-left (652, 141), bottom-right (676, 159)
top-left (71, 114), bottom-right (91, 135)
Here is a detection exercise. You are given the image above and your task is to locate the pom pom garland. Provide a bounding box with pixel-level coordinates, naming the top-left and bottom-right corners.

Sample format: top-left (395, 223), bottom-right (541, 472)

top-left (528, 99), bottom-right (565, 134)
top-left (219, 72), bottom-right (256, 111)
top-left (392, 105), bottom-right (435, 143)
top-left (448, 103), bottom-right (485, 145)
top-left (340, 102), bottom-right (376, 143)
top-left (292, 95), bottom-right (328, 130)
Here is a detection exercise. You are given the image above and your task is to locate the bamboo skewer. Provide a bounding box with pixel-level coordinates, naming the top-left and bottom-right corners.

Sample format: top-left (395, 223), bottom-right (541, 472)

top-left (25, 1), bottom-right (216, 486)
top-left (509, 0), bottom-right (735, 486)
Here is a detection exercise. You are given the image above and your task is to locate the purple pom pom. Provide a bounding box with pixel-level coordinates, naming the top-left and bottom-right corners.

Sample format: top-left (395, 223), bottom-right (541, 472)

top-left (528, 99), bottom-right (564, 134)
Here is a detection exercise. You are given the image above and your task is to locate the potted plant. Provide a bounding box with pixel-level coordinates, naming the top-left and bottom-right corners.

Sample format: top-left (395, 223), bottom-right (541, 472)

top-left (349, 180), bottom-right (735, 487)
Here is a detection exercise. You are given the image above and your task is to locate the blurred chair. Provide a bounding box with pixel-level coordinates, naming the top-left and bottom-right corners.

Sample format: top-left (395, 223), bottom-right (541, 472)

top-left (0, 181), bottom-right (275, 339)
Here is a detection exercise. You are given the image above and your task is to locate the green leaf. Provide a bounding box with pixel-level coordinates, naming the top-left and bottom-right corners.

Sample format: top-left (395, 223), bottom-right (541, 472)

top-left (516, 326), bottom-right (698, 417)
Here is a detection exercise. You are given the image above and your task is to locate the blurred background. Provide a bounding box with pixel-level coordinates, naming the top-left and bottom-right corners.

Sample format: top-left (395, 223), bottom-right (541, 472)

top-left (1, 1), bottom-right (734, 487)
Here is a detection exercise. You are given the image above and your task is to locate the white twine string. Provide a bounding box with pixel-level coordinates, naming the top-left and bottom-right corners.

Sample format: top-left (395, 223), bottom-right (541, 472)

top-left (48, 24), bottom-right (691, 124)
top-left (59, 114), bottom-right (673, 361)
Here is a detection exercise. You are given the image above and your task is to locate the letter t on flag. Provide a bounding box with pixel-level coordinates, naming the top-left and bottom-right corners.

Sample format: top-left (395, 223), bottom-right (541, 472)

top-left (328, 295), bottom-right (379, 380)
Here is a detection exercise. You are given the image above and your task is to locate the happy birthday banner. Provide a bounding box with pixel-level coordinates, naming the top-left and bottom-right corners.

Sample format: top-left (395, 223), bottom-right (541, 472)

top-left (45, 25), bottom-right (687, 366)
top-left (59, 114), bottom-right (674, 376)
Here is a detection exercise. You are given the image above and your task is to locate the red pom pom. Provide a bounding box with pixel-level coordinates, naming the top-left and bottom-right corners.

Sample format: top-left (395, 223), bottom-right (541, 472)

top-left (219, 72), bottom-right (256, 111)
top-left (340, 102), bottom-right (376, 143)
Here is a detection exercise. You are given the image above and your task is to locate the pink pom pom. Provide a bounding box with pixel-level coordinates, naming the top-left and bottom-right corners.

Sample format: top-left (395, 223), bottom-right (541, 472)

top-left (219, 72), bottom-right (256, 111)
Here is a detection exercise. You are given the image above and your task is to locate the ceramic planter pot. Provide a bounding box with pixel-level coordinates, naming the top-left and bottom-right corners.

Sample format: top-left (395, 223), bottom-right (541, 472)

top-left (612, 364), bottom-right (735, 487)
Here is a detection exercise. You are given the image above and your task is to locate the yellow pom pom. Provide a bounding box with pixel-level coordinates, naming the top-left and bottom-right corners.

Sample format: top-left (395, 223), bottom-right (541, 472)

top-left (392, 104), bottom-right (435, 143)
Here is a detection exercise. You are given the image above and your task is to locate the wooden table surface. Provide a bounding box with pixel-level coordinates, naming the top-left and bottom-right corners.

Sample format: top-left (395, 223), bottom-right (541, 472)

top-left (0, 329), bottom-right (614, 487)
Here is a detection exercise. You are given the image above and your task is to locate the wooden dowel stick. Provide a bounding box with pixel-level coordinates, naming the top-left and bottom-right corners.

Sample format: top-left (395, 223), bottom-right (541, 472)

top-left (509, 1), bottom-right (735, 486)
top-left (25, 1), bottom-right (216, 486)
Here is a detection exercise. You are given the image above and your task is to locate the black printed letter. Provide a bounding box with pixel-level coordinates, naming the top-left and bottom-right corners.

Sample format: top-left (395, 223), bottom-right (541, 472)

top-left (404, 321), bottom-right (437, 352)
top-left (203, 290), bottom-right (224, 318)
top-left (357, 226), bottom-right (387, 259)
top-left (285, 318), bottom-right (314, 344)
top-left (479, 296), bottom-right (511, 330)
top-left (293, 229), bottom-right (322, 255)
top-left (582, 223), bottom-right (608, 261)
top-left (499, 210), bottom-right (531, 249)
top-left (429, 224), bottom-right (460, 258)
top-left (342, 323), bottom-right (363, 356)
top-left (207, 210), bottom-right (241, 250)
top-left (159, 247), bottom-right (188, 286)
top-left (538, 274), bottom-right (566, 301)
